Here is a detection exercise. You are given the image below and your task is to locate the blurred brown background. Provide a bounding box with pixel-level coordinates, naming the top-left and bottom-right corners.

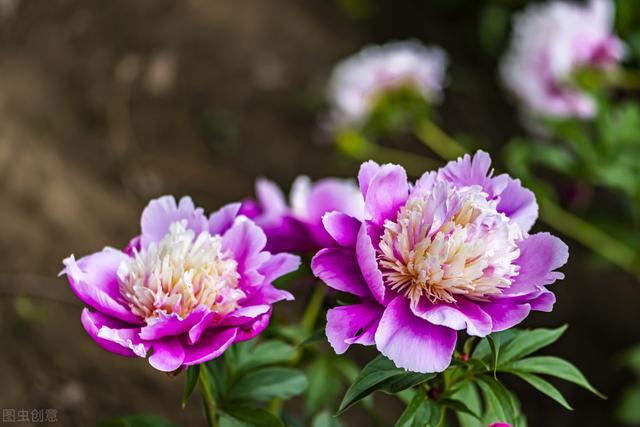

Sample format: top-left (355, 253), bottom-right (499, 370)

top-left (0, 0), bottom-right (638, 425)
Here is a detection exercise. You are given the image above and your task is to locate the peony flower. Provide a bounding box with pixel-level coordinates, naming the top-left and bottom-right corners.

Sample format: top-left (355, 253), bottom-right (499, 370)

top-left (240, 176), bottom-right (364, 253)
top-left (311, 151), bottom-right (568, 373)
top-left (62, 196), bottom-right (299, 372)
top-left (500, 0), bottom-right (624, 119)
top-left (327, 40), bottom-right (448, 128)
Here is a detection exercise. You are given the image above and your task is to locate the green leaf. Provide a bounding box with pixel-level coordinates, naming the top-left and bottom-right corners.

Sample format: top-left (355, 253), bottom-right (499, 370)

top-left (487, 335), bottom-right (498, 377)
top-left (97, 415), bottom-right (179, 427)
top-left (312, 411), bottom-right (343, 427)
top-left (411, 398), bottom-right (441, 427)
top-left (235, 340), bottom-right (295, 374)
top-left (182, 365), bottom-right (200, 408)
top-left (503, 356), bottom-right (604, 398)
top-left (616, 384), bottom-right (640, 425)
top-left (337, 355), bottom-right (436, 414)
top-left (306, 356), bottom-right (342, 415)
top-left (204, 359), bottom-right (226, 401)
top-left (394, 388), bottom-right (426, 427)
top-left (440, 398), bottom-right (481, 420)
top-left (620, 344), bottom-right (640, 377)
top-left (474, 375), bottom-right (519, 424)
top-left (498, 325), bottom-right (568, 363)
top-left (504, 371), bottom-right (572, 410)
top-left (473, 329), bottom-right (518, 361)
top-left (451, 381), bottom-right (482, 427)
top-left (221, 405), bottom-right (284, 427)
top-left (230, 367), bottom-right (308, 402)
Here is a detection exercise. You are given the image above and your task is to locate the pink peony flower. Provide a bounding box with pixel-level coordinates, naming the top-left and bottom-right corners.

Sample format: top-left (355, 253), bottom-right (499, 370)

top-left (311, 151), bottom-right (568, 373)
top-left (240, 176), bottom-right (364, 253)
top-left (500, 0), bottom-right (624, 119)
top-left (327, 40), bottom-right (448, 128)
top-left (62, 196), bottom-right (299, 372)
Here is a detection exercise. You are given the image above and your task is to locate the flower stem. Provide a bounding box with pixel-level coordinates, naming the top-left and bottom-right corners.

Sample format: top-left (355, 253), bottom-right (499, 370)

top-left (607, 68), bottom-right (640, 90)
top-left (538, 195), bottom-right (640, 277)
top-left (414, 117), bottom-right (466, 160)
top-left (199, 367), bottom-right (219, 427)
top-left (301, 284), bottom-right (327, 333)
top-left (336, 128), bottom-right (440, 172)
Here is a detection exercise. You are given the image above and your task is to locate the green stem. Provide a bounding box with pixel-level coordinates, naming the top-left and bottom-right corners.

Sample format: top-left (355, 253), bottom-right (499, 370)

top-left (607, 68), bottom-right (640, 90)
top-left (336, 127), bottom-right (440, 174)
top-left (301, 284), bottom-right (327, 333)
top-left (414, 117), bottom-right (466, 160)
top-left (538, 195), bottom-right (640, 277)
top-left (437, 406), bottom-right (448, 427)
top-left (199, 367), bottom-right (219, 427)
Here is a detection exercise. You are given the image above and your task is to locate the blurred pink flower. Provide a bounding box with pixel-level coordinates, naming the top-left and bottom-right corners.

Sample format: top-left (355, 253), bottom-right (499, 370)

top-left (501, 0), bottom-right (624, 119)
top-left (241, 176), bottom-right (364, 253)
top-left (62, 196), bottom-right (299, 372)
top-left (327, 40), bottom-right (448, 128)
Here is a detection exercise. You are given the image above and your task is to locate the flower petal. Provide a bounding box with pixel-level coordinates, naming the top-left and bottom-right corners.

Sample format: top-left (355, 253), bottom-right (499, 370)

top-left (63, 250), bottom-right (141, 324)
top-left (235, 312), bottom-right (271, 342)
top-left (256, 178), bottom-right (287, 217)
top-left (411, 298), bottom-right (493, 337)
top-left (183, 328), bottom-right (238, 366)
top-left (311, 248), bottom-right (370, 296)
top-left (505, 232), bottom-right (568, 297)
top-left (326, 302), bottom-right (383, 354)
top-left (356, 223), bottom-right (387, 304)
top-left (222, 218), bottom-right (269, 292)
top-left (322, 211), bottom-right (361, 248)
top-left (438, 151), bottom-right (508, 197)
top-left (139, 308), bottom-right (208, 341)
top-left (476, 300), bottom-right (531, 332)
top-left (209, 202), bottom-right (241, 236)
top-left (375, 297), bottom-right (457, 373)
top-left (364, 164), bottom-right (409, 225)
top-left (140, 195), bottom-right (208, 247)
top-left (258, 253), bottom-right (301, 283)
top-left (148, 337), bottom-right (186, 372)
top-left (80, 308), bottom-right (140, 357)
top-left (220, 305), bottom-right (271, 326)
top-left (304, 178), bottom-right (364, 224)
top-left (358, 160), bottom-right (381, 200)
top-left (497, 178), bottom-right (538, 233)
top-left (241, 283), bottom-right (294, 307)
top-left (528, 289), bottom-right (556, 312)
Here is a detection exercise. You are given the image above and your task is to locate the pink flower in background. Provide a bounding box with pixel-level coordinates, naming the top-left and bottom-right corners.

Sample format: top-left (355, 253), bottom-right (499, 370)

top-left (501, 0), bottom-right (624, 119)
top-left (62, 196), bottom-right (299, 372)
top-left (327, 40), bottom-right (448, 127)
top-left (241, 176), bottom-right (364, 253)
top-left (489, 424), bottom-right (512, 427)
top-left (311, 151), bottom-right (568, 373)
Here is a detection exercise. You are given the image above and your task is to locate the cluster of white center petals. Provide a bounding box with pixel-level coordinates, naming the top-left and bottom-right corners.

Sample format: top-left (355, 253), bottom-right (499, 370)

top-left (118, 221), bottom-right (244, 321)
top-left (378, 184), bottom-right (521, 307)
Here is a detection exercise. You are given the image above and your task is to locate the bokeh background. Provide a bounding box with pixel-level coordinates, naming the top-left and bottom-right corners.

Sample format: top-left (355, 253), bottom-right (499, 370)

top-left (0, 0), bottom-right (639, 425)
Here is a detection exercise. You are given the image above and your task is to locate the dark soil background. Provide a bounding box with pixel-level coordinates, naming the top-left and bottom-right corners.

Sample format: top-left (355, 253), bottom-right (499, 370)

top-left (0, 1), bottom-right (638, 426)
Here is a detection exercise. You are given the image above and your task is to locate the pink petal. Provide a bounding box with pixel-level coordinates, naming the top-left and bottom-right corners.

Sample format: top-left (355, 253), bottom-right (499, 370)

top-left (375, 297), bottom-right (457, 373)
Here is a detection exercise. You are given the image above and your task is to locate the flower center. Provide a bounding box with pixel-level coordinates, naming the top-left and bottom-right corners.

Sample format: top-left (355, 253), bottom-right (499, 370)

top-left (378, 185), bottom-right (520, 306)
top-left (118, 221), bottom-right (244, 321)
